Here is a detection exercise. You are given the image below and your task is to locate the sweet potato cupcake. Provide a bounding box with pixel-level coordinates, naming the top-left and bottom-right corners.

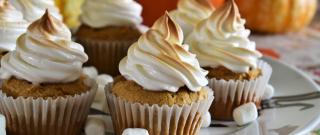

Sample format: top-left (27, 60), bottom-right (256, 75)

top-left (75, 0), bottom-right (145, 76)
top-left (0, 11), bottom-right (96, 135)
top-left (0, 0), bottom-right (28, 59)
top-left (186, 0), bottom-right (272, 120)
top-left (170, 0), bottom-right (215, 37)
top-left (106, 13), bottom-right (214, 135)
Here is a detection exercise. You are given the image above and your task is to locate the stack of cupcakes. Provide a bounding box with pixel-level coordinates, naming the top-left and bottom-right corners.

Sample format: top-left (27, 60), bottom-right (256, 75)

top-left (106, 12), bottom-right (214, 135)
top-left (186, 0), bottom-right (272, 120)
top-left (0, 0), bottom-right (274, 134)
top-left (0, 0), bottom-right (28, 59)
top-left (75, 0), bottom-right (145, 76)
top-left (0, 11), bottom-right (96, 135)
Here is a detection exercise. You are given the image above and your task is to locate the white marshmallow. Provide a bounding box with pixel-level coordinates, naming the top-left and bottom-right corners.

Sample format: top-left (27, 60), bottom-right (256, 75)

top-left (96, 74), bottom-right (113, 86)
top-left (233, 102), bottom-right (258, 126)
top-left (85, 115), bottom-right (106, 135)
top-left (0, 114), bottom-right (6, 135)
top-left (92, 74), bottom-right (113, 113)
top-left (122, 128), bottom-right (149, 135)
top-left (201, 111), bottom-right (211, 128)
top-left (92, 86), bottom-right (108, 112)
top-left (83, 67), bottom-right (99, 79)
top-left (262, 84), bottom-right (274, 100)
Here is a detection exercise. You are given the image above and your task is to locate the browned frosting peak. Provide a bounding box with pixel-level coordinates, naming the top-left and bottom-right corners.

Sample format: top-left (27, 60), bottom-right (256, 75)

top-left (151, 11), bottom-right (184, 45)
top-left (28, 10), bottom-right (62, 34)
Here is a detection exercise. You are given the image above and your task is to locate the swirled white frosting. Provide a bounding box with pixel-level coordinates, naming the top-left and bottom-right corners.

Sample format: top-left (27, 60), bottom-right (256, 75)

top-left (170, 0), bottom-right (214, 37)
top-left (9, 0), bottom-right (62, 22)
top-left (119, 13), bottom-right (208, 92)
top-left (0, 11), bottom-right (88, 84)
top-left (0, 1), bottom-right (28, 53)
top-left (186, 0), bottom-right (262, 73)
top-left (81, 0), bottom-right (142, 28)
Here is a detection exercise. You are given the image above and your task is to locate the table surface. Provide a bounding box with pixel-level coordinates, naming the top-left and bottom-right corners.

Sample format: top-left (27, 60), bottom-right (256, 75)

top-left (251, 10), bottom-right (320, 134)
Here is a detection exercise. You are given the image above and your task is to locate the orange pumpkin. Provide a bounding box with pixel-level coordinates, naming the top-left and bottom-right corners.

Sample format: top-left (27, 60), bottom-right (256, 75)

top-left (235, 0), bottom-right (318, 33)
top-left (138, 0), bottom-right (225, 26)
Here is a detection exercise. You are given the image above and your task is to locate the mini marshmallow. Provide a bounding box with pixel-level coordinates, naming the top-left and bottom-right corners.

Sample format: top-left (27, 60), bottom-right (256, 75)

top-left (262, 84), bottom-right (274, 100)
top-left (93, 85), bottom-right (106, 104)
top-left (83, 67), bottom-right (98, 79)
top-left (92, 74), bottom-right (113, 112)
top-left (85, 115), bottom-right (106, 135)
top-left (92, 86), bottom-right (108, 112)
top-left (122, 128), bottom-right (149, 135)
top-left (96, 74), bottom-right (113, 86)
top-left (233, 102), bottom-right (258, 126)
top-left (201, 111), bottom-right (211, 128)
top-left (0, 114), bottom-right (6, 135)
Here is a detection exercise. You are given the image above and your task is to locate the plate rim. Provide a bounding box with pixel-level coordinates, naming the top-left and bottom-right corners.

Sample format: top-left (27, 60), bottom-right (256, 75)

top-left (264, 57), bottom-right (320, 135)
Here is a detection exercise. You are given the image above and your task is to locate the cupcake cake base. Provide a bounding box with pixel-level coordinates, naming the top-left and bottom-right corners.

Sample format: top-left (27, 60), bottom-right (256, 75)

top-left (2, 77), bottom-right (89, 98)
top-left (75, 25), bottom-right (142, 76)
top-left (0, 80), bottom-right (97, 135)
top-left (106, 85), bottom-right (214, 135)
top-left (208, 61), bottom-right (272, 121)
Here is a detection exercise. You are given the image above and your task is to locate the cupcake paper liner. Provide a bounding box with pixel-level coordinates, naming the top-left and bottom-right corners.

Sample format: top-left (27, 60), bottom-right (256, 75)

top-left (105, 85), bottom-right (214, 135)
top-left (75, 25), bottom-right (147, 77)
top-left (208, 60), bottom-right (272, 121)
top-left (76, 38), bottom-right (135, 77)
top-left (0, 83), bottom-right (97, 135)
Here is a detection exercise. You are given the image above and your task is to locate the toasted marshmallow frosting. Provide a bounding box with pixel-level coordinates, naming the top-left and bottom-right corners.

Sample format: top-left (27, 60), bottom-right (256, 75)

top-left (81, 0), bottom-right (142, 28)
top-left (119, 13), bottom-right (208, 92)
top-left (170, 0), bottom-right (214, 37)
top-left (9, 0), bottom-right (62, 22)
top-left (0, 0), bottom-right (28, 53)
top-left (186, 0), bottom-right (262, 73)
top-left (0, 11), bottom-right (88, 84)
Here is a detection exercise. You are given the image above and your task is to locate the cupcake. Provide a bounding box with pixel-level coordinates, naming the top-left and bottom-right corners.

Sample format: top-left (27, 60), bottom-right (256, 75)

top-left (186, 0), bottom-right (272, 120)
top-left (75, 0), bottom-right (144, 76)
top-left (170, 0), bottom-right (215, 37)
top-left (0, 0), bottom-right (28, 58)
top-left (106, 12), bottom-right (214, 135)
top-left (9, 0), bottom-right (62, 22)
top-left (0, 11), bottom-right (96, 135)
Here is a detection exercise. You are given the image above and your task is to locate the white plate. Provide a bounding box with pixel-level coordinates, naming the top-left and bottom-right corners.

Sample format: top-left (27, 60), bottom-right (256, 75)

top-left (99, 57), bottom-right (320, 135)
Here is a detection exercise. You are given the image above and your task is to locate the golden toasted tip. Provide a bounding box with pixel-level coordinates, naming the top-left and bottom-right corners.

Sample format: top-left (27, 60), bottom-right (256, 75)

top-left (29, 9), bottom-right (59, 34)
top-left (44, 9), bottom-right (49, 17)
top-left (164, 10), bottom-right (170, 15)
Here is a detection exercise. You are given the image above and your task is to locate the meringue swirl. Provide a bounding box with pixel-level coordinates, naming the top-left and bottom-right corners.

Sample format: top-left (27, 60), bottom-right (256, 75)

top-left (186, 0), bottom-right (262, 73)
top-left (0, 0), bottom-right (28, 53)
top-left (119, 13), bottom-right (208, 92)
top-left (9, 0), bottom-right (62, 22)
top-left (0, 11), bottom-right (88, 84)
top-left (81, 0), bottom-right (142, 28)
top-left (170, 0), bottom-right (214, 37)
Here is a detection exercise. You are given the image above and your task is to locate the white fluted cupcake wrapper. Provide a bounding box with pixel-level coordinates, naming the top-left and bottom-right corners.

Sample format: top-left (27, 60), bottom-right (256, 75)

top-left (0, 85), bottom-right (97, 135)
top-left (105, 86), bottom-right (214, 135)
top-left (76, 38), bottom-right (135, 76)
top-left (208, 60), bottom-right (272, 120)
top-left (75, 24), bottom-right (147, 76)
